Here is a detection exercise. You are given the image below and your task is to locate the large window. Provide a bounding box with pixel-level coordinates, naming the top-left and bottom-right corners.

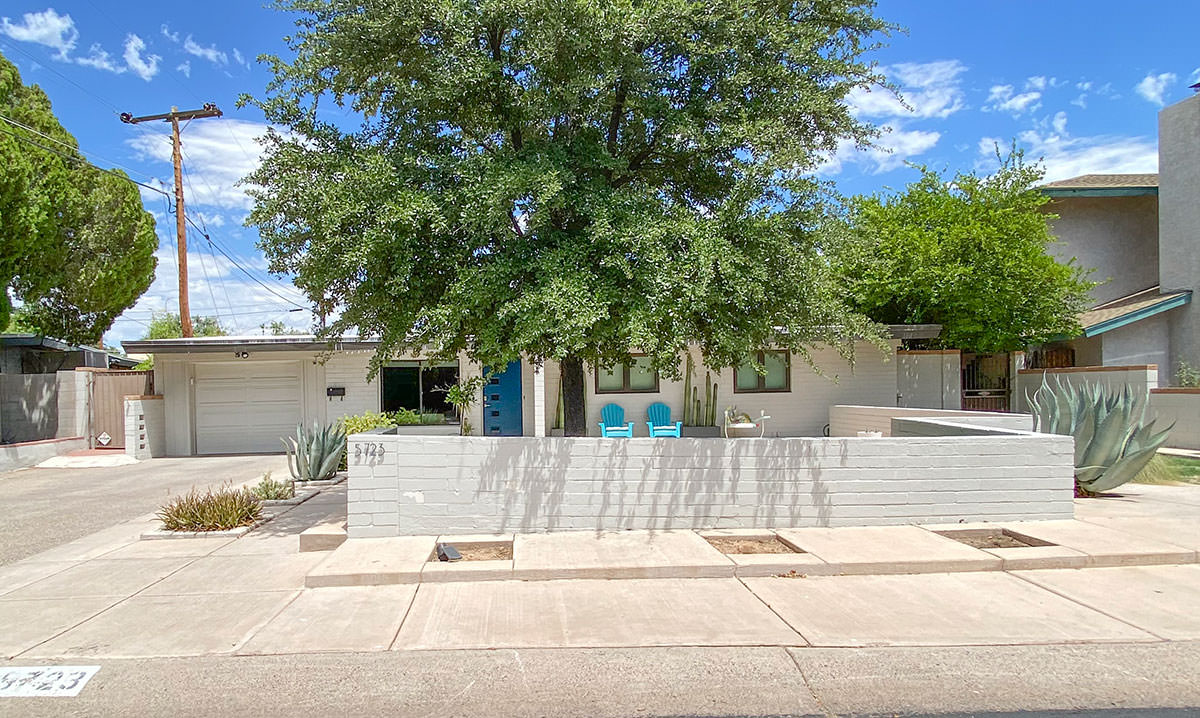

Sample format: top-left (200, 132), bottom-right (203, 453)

top-left (734, 351), bottom-right (790, 393)
top-left (595, 356), bottom-right (659, 393)
top-left (381, 360), bottom-right (459, 418)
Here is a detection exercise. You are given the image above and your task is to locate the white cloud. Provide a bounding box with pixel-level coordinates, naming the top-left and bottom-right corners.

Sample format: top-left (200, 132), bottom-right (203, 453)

top-left (1191, 68), bottom-right (1200, 85)
top-left (122, 33), bottom-right (160, 81)
top-left (183, 34), bottom-right (227, 66)
top-left (75, 43), bottom-right (122, 74)
top-left (984, 84), bottom-right (1041, 115)
top-left (176, 60), bottom-right (190, 78)
top-left (978, 113), bottom-right (1156, 182)
top-left (232, 47), bottom-right (251, 70)
top-left (0, 8), bottom-right (77, 60)
top-left (820, 125), bottom-right (941, 175)
top-left (160, 24), bottom-right (179, 43)
top-left (1135, 71), bottom-right (1176, 106)
top-left (846, 59), bottom-right (967, 120)
top-left (1050, 111), bottom-right (1068, 136)
top-left (126, 118), bottom-right (274, 210)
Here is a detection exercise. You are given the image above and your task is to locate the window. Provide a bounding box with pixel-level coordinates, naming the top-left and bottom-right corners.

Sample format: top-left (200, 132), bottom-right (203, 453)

top-left (595, 356), bottom-right (660, 393)
top-left (381, 360), bottom-right (459, 418)
top-left (734, 351), bottom-right (790, 393)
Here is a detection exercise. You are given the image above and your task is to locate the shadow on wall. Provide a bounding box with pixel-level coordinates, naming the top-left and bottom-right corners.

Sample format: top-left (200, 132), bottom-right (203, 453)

top-left (477, 438), bottom-right (842, 533)
top-left (0, 374), bottom-right (59, 444)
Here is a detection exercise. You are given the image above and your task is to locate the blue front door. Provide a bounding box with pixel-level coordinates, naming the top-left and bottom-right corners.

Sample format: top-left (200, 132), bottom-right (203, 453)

top-left (483, 361), bottom-right (523, 436)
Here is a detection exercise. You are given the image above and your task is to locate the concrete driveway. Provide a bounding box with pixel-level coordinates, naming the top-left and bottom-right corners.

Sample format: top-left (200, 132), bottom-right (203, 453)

top-left (0, 454), bottom-right (287, 565)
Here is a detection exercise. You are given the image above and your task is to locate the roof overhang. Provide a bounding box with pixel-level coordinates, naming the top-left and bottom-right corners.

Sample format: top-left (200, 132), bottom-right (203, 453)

top-left (123, 324), bottom-right (944, 355)
top-left (1042, 187), bottom-right (1158, 198)
top-left (120, 335), bottom-right (379, 354)
top-left (1081, 289), bottom-right (1192, 338)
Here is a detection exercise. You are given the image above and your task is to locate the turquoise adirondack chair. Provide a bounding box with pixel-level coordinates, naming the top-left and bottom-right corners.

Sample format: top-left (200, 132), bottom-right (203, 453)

top-left (645, 402), bottom-right (682, 437)
top-left (598, 403), bottom-right (635, 437)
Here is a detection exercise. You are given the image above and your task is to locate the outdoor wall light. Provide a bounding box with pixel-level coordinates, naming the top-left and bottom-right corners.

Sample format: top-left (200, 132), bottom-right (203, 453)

top-left (234, 351), bottom-right (250, 359)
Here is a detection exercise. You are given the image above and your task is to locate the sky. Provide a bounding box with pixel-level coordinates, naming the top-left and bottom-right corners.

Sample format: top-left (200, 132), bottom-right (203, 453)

top-left (0, 1), bottom-right (1196, 349)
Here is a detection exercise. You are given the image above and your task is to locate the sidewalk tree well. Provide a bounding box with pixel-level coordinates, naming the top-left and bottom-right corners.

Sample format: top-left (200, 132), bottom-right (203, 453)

top-left (828, 150), bottom-right (1094, 353)
top-left (244, 0), bottom-right (893, 435)
top-left (0, 53), bottom-right (156, 346)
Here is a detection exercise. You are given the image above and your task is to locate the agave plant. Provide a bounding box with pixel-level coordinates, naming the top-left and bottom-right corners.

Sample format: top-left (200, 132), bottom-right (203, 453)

top-left (282, 422), bottom-right (347, 482)
top-left (1028, 373), bottom-right (1173, 496)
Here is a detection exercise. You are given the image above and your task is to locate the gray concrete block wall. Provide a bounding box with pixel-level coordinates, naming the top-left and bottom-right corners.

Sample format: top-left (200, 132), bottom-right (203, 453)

top-left (124, 397), bottom-right (166, 459)
top-left (830, 405), bottom-right (1031, 437)
top-left (0, 373), bottom-right (59, 443)
top-left (346, 432), bottom-right (1074, 537)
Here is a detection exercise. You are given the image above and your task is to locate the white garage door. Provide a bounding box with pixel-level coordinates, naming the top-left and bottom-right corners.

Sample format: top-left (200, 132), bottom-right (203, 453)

top-left (194, 361), bottom-right (303, 454)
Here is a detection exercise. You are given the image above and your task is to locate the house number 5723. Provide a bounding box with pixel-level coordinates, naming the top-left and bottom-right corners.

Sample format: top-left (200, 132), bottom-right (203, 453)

top-left (353, 443), bottom-right (386, 463)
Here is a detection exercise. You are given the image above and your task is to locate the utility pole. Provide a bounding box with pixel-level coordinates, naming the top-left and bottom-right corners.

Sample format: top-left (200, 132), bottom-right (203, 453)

top-left (120, 103), bottom-right (223, 337)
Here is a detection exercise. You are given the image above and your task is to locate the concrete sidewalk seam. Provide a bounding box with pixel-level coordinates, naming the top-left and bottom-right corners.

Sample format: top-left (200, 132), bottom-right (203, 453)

top-left (736, 576), bottom-right (813, 648)
top-left (388, 585), bottom-right (427, 653)
top-left (229, 589), bottom-right (305, 656)
top-left (1006, 569), bottom-right (1171, 642)
top-left (11, 548), bottom-right (216, 658)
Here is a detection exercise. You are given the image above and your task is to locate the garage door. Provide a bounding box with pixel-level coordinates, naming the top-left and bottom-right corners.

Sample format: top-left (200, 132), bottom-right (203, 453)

top-left (194, 361), bottom-right (303, 454)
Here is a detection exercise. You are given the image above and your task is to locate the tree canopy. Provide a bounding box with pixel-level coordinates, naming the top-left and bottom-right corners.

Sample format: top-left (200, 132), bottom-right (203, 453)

top-left (142, 312), bottom-right (228, 340)
top-left (246, 0), bottom-right (893, 433)
top-left (0, 53), bottom-right (157, 346)
top-left (829, 152), bottom-right (1093, 353)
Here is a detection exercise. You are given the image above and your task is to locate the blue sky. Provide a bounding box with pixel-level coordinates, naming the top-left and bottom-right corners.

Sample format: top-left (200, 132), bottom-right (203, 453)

top-left (1, 2), bottom-right (1196, 348)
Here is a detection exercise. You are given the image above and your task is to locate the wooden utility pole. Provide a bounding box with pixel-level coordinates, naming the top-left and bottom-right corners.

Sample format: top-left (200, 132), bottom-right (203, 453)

top-left (121, 103), bottom-right (223, 337)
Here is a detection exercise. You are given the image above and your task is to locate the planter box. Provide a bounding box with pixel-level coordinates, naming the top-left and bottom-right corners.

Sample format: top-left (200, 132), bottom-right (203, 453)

top-left (392, 424), bottom-right (461, 436)
top-left (681, 426), bottom-right (721, 438)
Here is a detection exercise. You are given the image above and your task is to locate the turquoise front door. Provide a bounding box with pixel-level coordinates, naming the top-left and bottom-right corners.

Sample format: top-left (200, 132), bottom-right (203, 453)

top-left (483, 361), bottom-right (523, 436)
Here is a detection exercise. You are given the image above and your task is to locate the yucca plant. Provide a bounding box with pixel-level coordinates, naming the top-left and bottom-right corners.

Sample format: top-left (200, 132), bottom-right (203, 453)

top-left (282, 422), bottom-right (347, 482)
top-left (1028, 374), bottom-right (1173, 496)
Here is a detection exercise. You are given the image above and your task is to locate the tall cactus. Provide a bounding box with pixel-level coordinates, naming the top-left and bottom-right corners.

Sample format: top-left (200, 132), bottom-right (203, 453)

top-left (683, 355), bottom-right (694, 425)
top-left (708, 382), bottom-right (718, 426)
top-left (1028, 373), bottom-right (1173, 496)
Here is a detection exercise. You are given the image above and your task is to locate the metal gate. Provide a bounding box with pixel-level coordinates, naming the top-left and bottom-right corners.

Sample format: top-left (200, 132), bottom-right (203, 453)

top-left (961, 353), bottom-right (1010, 412)
top-left (90, 370), bottom-right (154, 448)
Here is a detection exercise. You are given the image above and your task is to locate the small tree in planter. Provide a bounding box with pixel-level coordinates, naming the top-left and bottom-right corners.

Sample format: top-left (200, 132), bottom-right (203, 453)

top-left (445, 375), bottom-right (489, 436)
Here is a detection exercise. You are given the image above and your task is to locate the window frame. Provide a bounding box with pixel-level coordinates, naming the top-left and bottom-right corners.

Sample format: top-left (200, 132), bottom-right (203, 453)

top-left (594, 355), bottom-right (661, 394)
top-left (733, 350), bottom-right (791, 393)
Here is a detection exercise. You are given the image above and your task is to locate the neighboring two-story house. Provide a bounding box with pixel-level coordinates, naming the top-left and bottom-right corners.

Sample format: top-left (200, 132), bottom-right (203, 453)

top-left (1033, 92), bottom-right (1199, 384)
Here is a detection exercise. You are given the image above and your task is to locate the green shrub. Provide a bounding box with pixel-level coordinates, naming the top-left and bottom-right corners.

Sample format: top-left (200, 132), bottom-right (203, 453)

top-left (392, 408), bottom-right (422, 425)
top-left (339, 410), bottom-right (398, 434)
top-left (1177, 361), bottom-right (1200, 388)
top-left (420, 412), bottom-right (446, 425)
top-left (251, 471), bottom-right (295, 500)
top-left (157, 486), bottom-right (262, 531)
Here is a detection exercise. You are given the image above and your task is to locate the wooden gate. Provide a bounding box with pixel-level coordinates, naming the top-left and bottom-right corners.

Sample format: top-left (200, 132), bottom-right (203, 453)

top-left (89, 370), bottom-right (154, 448)
top-left (961, 353), bottom-right (1010, 412)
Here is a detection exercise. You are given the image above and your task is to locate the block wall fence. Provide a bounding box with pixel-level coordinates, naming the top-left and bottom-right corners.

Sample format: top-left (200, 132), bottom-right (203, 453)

top-left (346, 428), bottom-right (1074, 537)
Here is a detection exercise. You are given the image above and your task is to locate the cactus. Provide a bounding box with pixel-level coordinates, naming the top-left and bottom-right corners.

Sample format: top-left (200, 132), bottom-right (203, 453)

top-left (1028, 374), bottom-right (1173, 496)
top-left (553, 378), bottom-right (564, 430)
top-left (282, 422), bottom-right (347, 482)
top-left (683, 355), bottom-right (694, 425)
top-left (709, 382), bottom-right (718, 426)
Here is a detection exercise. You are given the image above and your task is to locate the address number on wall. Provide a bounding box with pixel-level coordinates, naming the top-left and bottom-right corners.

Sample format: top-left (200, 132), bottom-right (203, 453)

top-left (352, 442), bottom-right (386, 464)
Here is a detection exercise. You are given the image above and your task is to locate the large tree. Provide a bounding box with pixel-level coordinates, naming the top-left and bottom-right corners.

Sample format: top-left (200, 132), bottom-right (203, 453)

top-left (246, 0), bottom-right (891, 434)
top-left (829, 152), bottom-right (1094, 353)
top-left (143, 312), bottom-right (228, 340)
top-left (0, 53), bottom-right (157, 346)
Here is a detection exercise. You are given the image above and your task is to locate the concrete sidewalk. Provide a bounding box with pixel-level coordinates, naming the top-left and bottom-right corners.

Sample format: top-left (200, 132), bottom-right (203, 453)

top-left (0, 483), bottom-right (1197, 662)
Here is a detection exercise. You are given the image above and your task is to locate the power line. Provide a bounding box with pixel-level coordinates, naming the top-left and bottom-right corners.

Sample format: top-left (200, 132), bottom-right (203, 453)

top-left (0, 122), bottom-right (170, 197)
top-left (0, 113), bottom-right (163, 184)
top-left (181, 211), bottom-right (308, 309)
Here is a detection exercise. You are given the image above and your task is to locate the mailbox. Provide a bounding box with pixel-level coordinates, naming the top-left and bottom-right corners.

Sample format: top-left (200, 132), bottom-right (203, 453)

top-left (326, 386), bottom-right (346, 398)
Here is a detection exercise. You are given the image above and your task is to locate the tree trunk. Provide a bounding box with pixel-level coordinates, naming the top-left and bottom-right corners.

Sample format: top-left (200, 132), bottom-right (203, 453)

top-left (560, 355), bottom-right (587, 436)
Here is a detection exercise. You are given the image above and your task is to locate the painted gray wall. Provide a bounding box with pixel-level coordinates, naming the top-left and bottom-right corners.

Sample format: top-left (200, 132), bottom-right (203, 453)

top-left (346, 433), bottom-right (1074, 536)
top-left (1045, 195), bottom-right (1158, 304)
top-left (1101, 311), bottom-right (1170, 368)
top-left (1159, 94), bottom-right (1200, 383)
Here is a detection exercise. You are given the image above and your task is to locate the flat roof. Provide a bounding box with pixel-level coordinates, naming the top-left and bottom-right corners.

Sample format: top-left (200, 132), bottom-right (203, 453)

top-left (122, 324), bottom-right (943, 355)
top-left (1041, 173), bottom-right (1158, 198)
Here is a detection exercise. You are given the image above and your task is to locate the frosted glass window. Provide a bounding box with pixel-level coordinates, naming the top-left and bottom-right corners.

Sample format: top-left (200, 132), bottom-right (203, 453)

top-left (735, 351), bottom-right (790, 392)
top-left (597, 365), bottom-right (624, 392)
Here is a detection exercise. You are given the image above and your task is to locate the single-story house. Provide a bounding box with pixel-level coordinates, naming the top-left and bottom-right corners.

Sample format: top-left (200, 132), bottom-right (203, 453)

top-left (121, 325), bottom-right (939, 456)
top-left (0, 334), bottom-right (137, 374)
